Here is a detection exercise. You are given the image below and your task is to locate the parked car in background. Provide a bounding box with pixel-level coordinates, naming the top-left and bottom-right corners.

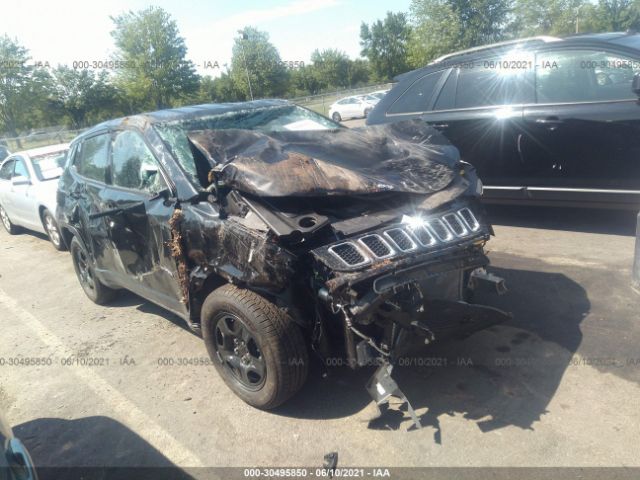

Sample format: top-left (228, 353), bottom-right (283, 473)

top-left (328, 95), bottom-right (376, 122)
top-left (0, 144), bottom-right (69, 250)
top-left (57, 100), bottom-right (507, 416)
top-left (368, 89), bottom-right (390, 101)
top-left (1, 411), bottom-right (37, 480)
top-left (358, 93), bottom-right (383, 106)
top-left (367, 32), bottom-right (640, 209)
top-left (0, 144), bottom-right (10, 162)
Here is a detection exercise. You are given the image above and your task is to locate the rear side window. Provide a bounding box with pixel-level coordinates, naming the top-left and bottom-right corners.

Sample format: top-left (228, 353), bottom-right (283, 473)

top-left (0, 160), bottom-right (14, 180)
top-left (387, 71), bottom-right (444, 114)
top-left (111, 130), bottom-right (166, 195)
top-left (75, 134), bottom-right (110, 183)
top-left (455, 58), bottom-right (534, 108)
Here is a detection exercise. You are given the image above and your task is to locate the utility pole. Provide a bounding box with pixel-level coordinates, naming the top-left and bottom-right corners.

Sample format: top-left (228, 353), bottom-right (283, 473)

top-left (575, 4), bottom-right (583, 34)
top-left (238, 30), bottom-right (254, 101)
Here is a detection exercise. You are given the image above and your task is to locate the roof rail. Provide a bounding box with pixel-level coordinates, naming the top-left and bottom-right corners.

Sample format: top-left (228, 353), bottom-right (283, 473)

top-left (429, 36), bottom-right (561, 65)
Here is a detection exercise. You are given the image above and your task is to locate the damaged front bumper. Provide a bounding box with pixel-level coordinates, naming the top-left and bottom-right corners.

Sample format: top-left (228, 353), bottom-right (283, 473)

top-left (310, 205), bottom-right (510, 428)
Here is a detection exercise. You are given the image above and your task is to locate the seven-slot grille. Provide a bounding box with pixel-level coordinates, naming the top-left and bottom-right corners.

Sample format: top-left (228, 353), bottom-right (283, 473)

top-left (384, 228), bottom-right (416, 251)
top-left (328, 242), bottom-right (368, 266)
top-left (359, 234), bottom-right (393, 258)
top-left (326, 208), bottom-right (482, 268)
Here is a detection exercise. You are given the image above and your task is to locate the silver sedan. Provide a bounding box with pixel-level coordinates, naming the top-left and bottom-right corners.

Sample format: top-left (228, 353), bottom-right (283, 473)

top-left (0, 143), bottom-right (69, 250)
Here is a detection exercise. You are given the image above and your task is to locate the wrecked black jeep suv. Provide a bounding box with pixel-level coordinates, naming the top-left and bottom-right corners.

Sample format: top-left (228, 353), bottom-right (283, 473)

top-left (57, 100), bottom-right (508, 416)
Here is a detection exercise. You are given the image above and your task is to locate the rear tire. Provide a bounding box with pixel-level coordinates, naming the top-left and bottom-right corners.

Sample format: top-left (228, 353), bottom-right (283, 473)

top-left (332, 112), bottom-right (342, 122)
top-left (0, 204), bottom-right (19, 234)
top-left (364, 108), bottom-right (372, 117)
top-left (70, 236), bottom-right (117, 305)
top-left (201, 284), bottom-right (308, 409)
top-left (42, 209), bottom-right (66, 251)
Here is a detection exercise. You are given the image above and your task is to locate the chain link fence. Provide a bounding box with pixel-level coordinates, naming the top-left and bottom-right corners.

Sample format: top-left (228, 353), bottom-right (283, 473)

top-left (0, 128), bottom-right (87, 154)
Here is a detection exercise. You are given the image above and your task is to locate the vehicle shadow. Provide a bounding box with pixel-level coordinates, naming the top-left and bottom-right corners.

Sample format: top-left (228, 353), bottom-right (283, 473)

top-left (107, 290), bottom-right (194, 334)
top-left (277, 265), bottom-right (589, 443)
top-left (485, 204), bottom-right (637, 236)
top-left (14, 416), bottom-right (195, 480)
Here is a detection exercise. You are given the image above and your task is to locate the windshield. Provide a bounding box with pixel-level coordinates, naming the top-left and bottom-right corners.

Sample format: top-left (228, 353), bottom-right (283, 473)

top-left (154, 104), bottom-right (341, 186)
top-left (32, 150), bottom-right (67, 181)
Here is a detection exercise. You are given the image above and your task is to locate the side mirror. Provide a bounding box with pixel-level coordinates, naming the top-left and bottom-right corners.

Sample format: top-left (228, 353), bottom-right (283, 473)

top-left (633, 72), bottom-right (640, 98)
top-left (11, 175), bottom-right (30, 186)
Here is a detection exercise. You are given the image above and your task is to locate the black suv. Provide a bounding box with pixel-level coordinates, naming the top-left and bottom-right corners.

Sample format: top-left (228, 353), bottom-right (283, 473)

top-left (367, 32), bottom-right (640, 209)
top-left (57, 100), bottom-right (507, 418)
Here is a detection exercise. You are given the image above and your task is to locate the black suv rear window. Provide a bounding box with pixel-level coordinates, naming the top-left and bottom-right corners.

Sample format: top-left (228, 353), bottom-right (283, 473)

top-left (387, 71), bottom-right (444, 114)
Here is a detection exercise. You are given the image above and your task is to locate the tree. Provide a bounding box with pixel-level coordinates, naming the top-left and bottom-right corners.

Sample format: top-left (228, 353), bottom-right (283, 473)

top-left (51, 67), bottom-right (120, 128)
top-left (510, 0), bottom-right (587, 36)
top-left (360, 12), bottom-right (412, 80)
top-left (346, 59), bottom-right (371, 87)
top-left (197, 73), bottom-right (243, 103)
top-left (579, 0), bottom-right (640, 32)
top-left (110, 6), bottom-right (199, 111)
top-left (231, 27), bottom-right (290, 100)
top-left (407, 0), bottom-right (512, 67)
top-left (309, 49), bottom-right (351, 90)
top-left (289, 66), bottom-right (323, 95)
top-left (0, 36), bottom-right (56, 143)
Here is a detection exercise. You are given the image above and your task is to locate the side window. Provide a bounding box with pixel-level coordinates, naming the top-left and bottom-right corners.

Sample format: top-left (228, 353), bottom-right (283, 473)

top-left (13, 158), bottom-right (30, 179)
top-left (387, 70), bottom-right (444, 114)
top-left (0, 160), bottom-right (14, 180)
top-left (111, 130), bottom-right (166, 194)
top-left (455, 56), bottom-right (534, 108)
top-left (433, 69), bottom-right (457, 110)
top-left (74, 134), bottom-right (110, 183)
top-left (536, 49), bottom-right (640, 103)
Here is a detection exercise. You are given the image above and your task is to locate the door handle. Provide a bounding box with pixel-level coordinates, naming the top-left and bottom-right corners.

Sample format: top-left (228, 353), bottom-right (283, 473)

top-left (431, 123), bottom-right (449, 129)
top-left (535, 116), bottom-right (563, 125)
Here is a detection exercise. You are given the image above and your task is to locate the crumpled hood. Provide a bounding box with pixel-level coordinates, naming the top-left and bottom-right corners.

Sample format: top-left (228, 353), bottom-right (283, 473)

top-left (187, 120), bottom-right (460, 197)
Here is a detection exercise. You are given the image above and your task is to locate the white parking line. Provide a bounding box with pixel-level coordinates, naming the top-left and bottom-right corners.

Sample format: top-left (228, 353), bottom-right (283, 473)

top-left (0, 287), bottom-right (204, 468)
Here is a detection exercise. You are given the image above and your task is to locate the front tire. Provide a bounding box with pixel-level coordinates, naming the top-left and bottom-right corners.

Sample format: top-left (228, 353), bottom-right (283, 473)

top-left (201, 284), bottom-right (308, 409)
top-left (42, 209), bottom-right (66, 251)
top-left (0, 204), bottom-right (19, 234)
top-left (70, 236), bottom-right (117, 305)
top-left (332, 112), bottom-right (342, 122)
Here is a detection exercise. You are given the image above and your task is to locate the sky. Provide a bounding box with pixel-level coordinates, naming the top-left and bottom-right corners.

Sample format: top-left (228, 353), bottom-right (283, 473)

top-left (0, 0), bottom-right (412, 75)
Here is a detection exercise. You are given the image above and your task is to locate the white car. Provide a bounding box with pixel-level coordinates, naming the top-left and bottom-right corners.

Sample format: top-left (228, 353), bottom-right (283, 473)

top-left (368, 89), bottom-right (390, 101)
top-left (328, 95), bottom-right (377, 122)
top-left (0, 143), bottom-right (69, 250)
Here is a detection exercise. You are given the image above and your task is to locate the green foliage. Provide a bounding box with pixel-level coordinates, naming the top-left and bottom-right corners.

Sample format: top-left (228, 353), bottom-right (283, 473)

top-left (4, 2), bottom-right (640, 139)
top-left (510, 0), bottom-right (586, 36)
top-left (579, 0), bottom-right (640, 32)
top-left (51, 67), bottom-right (121, 128)
top-left (231, 27), bottom-right (289, 99)
top-left (360, 12), bottom-right (412, 80)
top-left (407, 0), bottom-right (511, 67)
top-left (197, 72), bottom-right (244, 103)
top-left (309, 49), bottom-right (351, 89)
top-left (110, 6), bottom-right (199, 110)
top-left (0, 36), bottom-right (56, 141)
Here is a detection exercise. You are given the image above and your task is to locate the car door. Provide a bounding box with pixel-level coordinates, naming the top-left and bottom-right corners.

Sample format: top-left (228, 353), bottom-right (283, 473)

top-left (421, 55), bottom-right (534, 190)
top-left (343, 98), bottom-right (359, 119)
top-left (0, 159), bottom-right (16, 215)
top-left (522, 48), bottom-right (640, 200)
top-left (101, 129), bottom-right (186, 316)
top-left (71, 132), bottom-right (120, 277)
top-left (8, 156), bottom-right (40, 229)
